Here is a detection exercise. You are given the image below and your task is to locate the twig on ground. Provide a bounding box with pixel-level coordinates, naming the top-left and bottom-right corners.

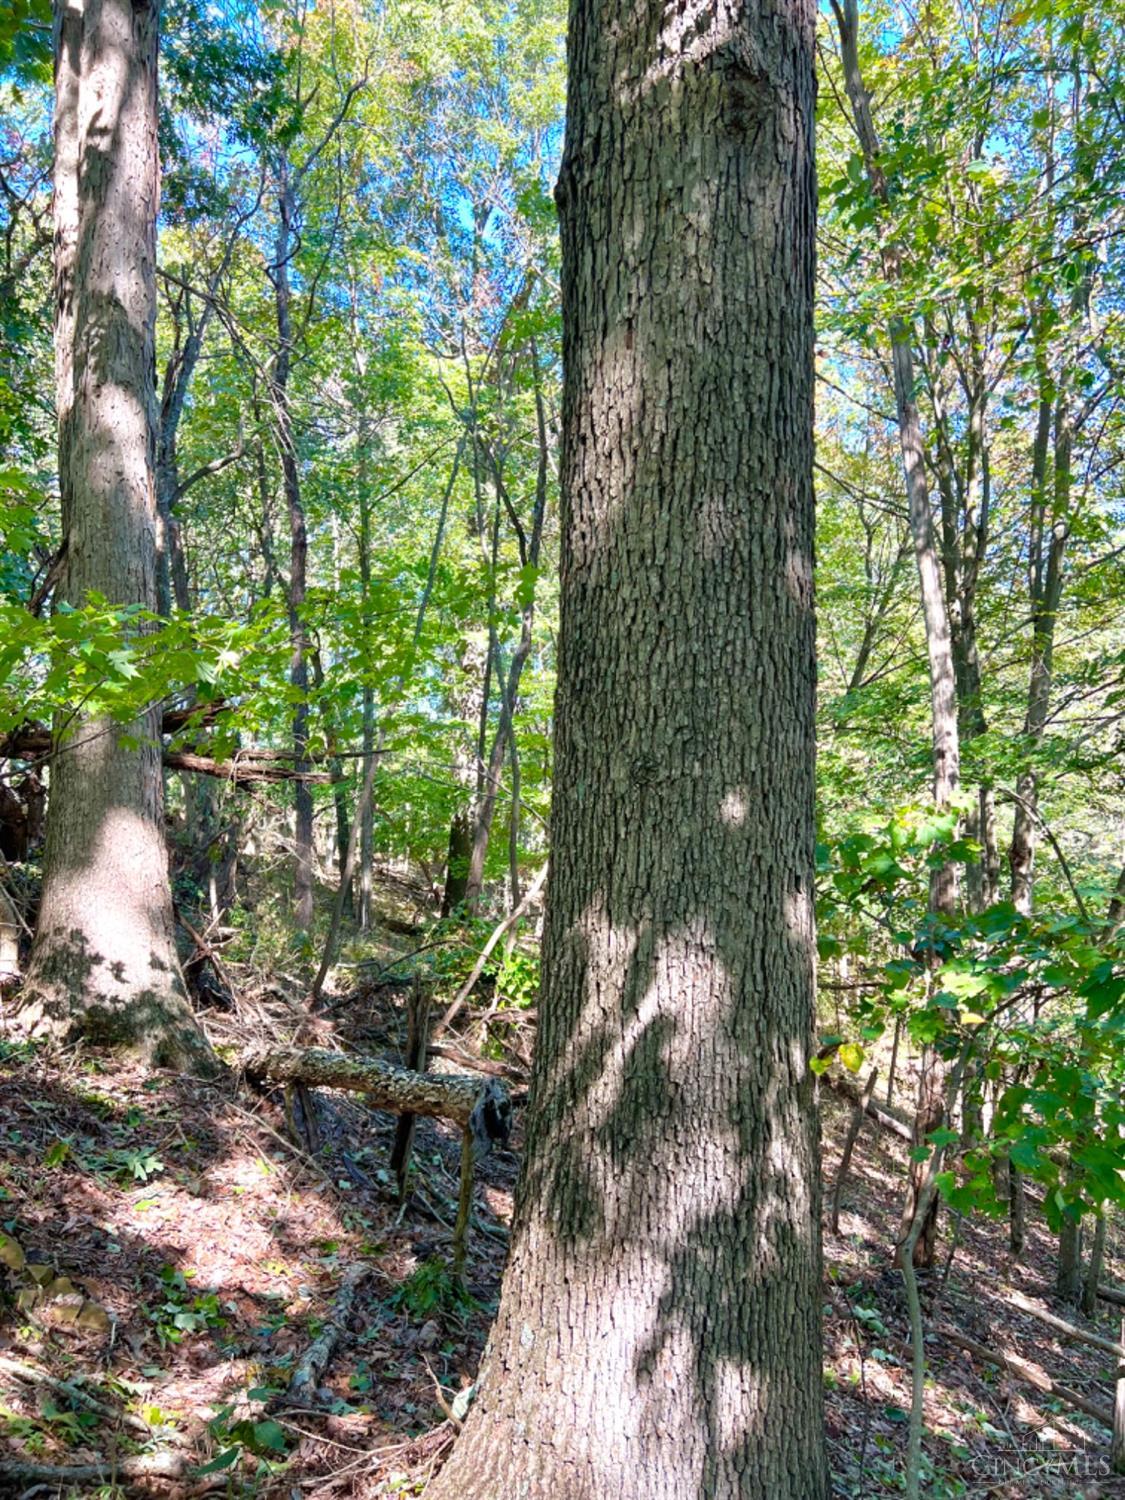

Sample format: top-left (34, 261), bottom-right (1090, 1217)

top-left (422, 1355), bottom-right (462, 1428)
top-left (288, 1263), bottom-right (369, 1406)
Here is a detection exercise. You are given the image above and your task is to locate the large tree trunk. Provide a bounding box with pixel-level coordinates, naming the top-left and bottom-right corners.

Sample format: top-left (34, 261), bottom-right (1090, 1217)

top-left (19, 0), bottom-right (211, 1071)
top-left (440, 807), bottom-right (473, 917)
top-left (429, 1), bottom-right (826, 1494)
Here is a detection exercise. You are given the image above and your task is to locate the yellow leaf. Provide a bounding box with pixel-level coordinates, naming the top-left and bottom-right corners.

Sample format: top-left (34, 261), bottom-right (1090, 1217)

top-left (0, 1232), bottom-right (25, 1272)
top-left (76, 1301), bottom-right (111, 1333)
top-left (839, 1042), bottom-right (865, 1073)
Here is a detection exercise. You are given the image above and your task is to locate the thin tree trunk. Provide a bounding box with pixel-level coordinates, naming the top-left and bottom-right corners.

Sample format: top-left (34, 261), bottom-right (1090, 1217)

top-left (1082, 1213), bottom-right (1106, 1318)
top-left (926, 334), bottom-right (993, 912)
top-left (1009, 389), bottom-right (1069, 913)
top-left (19, 0), bottom-right (210, 1070)
top-left (887, 1013), bottom-right (901, 1108)
top-left (357, 422), bottom-right (375, 930)
top-left (1058, 1214), bottom-right (1083, 1305)
top-left (309, 445), bottom-right (461, 1005)
top-left (1009, 70), bottom-right (1091, 913)
top-left (832, 9), bottom-right (960, 904)
top-left (271, 150), bottom-right (314, 933)
top-left (463, 361), bottom-right (548, 912)
top-left (429, 0), bottom-right (826, 1492)
top-left (832, 1068), bottom-right (878, 1234)
top-left (311, 653), bottom-right (353, 919)
top-left (834, 0), bottom-right (961, 1268)
top-left (1057, 1160), bottom-right (1084, 1303)
top-left (442, 638), bottom-right (486, 917)
top-left (463, 609), bottom-right (533, 910)
top-left (1009, 1157), bottom-right (1026, 1256)
top-left (507, 727), bottom-right (521, 909)
top-left (154, 260), bottom-right (225, 617)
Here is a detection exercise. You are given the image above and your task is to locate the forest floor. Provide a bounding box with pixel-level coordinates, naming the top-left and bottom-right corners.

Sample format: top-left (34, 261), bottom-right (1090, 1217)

top-left (0, 953), bottom-right (1122, 1497)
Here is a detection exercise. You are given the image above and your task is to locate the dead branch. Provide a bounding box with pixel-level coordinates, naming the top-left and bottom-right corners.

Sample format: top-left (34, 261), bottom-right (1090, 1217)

top-left (2, 715), bottom-right (330, 785)
top-left (940, 1324), bottom-right (1114, 1428)
top-left (0, 1356), bottom-right (161, 1441)
top-left (823, 1070), bottom-right (913, 1142)
top-left (164, 749), bottom-right (331, 784)
top-left (0, 1451), bottom-right (187, 1486)
top-left (289, 1264), bottom-right (368, 1406)
top-left (1005, 1289), bottom-right (1124, 1361)
top-left (434, 860), bottom-right (547, 1037)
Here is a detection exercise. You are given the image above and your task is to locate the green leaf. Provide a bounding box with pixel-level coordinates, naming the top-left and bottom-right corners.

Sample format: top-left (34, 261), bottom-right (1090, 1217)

top-left (193, 1448), bottom-right (240, 1475)
top-left (252, 1419), bottom-right (287, 1452)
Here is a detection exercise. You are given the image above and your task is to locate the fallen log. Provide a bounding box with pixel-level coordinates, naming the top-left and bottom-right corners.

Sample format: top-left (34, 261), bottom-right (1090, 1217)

top-left (823, 1071), bottom-right (913, 1142)
top-left (1099, 1285), bottom-right (1125, 1309)
top-left (243, 1044), bottom-right (511, 1279)
top-left (164, 749), bottom-right (331, 784)
top-left (3, 703), bottom-right (225, 759)
top-left (941, 1324), bottom-right (1115, 1428)
top-left (2, 717), bottom-right (331, 785)
top-left (0, 1355), bottom-right (163, 1441)
top-left (0, 1451), bottom-right (187, 1486)
top-left (289, 1264), bottom-right (368, 1406)
top-left (1006, 1289), bottom-right (1124, 1361)
top-left (240, 1045), bottom-right (511, 1152)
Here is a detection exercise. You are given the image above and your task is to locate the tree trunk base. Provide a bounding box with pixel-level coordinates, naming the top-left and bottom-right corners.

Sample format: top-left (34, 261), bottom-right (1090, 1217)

top-left (15, 957), bottom-right (214, 1074)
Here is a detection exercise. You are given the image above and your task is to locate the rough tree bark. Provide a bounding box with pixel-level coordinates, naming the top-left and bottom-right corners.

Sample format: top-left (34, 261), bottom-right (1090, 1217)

top-left (18, 0), bottom-right (211, 1070)
top-left (429, 0), bottom-right (826, 1493)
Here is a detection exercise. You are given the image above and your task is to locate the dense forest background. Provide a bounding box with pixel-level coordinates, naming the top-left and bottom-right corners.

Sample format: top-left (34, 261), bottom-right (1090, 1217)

top-left (1, 0), bottom-right (1125, 1494)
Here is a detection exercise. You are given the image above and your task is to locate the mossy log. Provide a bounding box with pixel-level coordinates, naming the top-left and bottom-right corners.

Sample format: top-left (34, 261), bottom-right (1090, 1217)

top-left (241, 1045), bottom-right (511, 1153)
